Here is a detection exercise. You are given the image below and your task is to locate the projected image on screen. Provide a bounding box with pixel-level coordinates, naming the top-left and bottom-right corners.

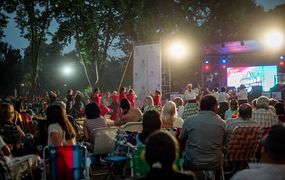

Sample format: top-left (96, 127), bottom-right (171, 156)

top-left (227, 65), bottom-right (277, 91)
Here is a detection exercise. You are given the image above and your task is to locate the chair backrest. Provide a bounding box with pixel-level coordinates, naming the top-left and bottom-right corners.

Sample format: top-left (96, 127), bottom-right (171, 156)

top-left (42, 145), bottom-right (88, 180)
top-left (92, 127), bottom-right (118, 155)
top-left (122, 122), bottom-right (142, 133)
top-left (225, 126), bottom-right (262, 161)
top-left (131, 145), bottom-right (149, 178)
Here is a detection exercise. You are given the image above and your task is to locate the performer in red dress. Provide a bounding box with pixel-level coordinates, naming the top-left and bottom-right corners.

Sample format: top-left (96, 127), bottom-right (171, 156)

top-left (91, 88), bottom-right (112, 116)
top-left (119, 87), bottom-right (127, 101)
top-left (127, 89), bottom-right (137, 108)
top-left (153, 89), bottom-right (162, 107)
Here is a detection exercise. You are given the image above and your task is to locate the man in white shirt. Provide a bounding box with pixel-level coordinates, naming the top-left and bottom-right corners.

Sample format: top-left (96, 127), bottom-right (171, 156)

top-left (236, 85), bottom-right (248, 105)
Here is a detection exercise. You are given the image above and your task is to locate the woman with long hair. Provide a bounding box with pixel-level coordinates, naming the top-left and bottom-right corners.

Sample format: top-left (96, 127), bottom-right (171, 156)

top-left (161, 101), bottom-right (184, 129)
top-left (46, 104), bottom-right (76, 145)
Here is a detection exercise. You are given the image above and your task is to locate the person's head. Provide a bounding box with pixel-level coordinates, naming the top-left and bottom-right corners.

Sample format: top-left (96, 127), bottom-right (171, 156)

top-left (85, 102), bottom-right (101, 119)
top-left (274, 102), bottom-right (285, 115)
top-left (155, 89), bottom-right (161, 96)
top-left (139, 110), bottom-right (161, 144)
top-left (49, 91), bottom-right (57, 104)
top-left (256, 96), bottom-right (270, 110)
top-left (238, 103), bottom-right (252, 120)
top-left (46, 104), bottom-right (76, 140)
top-left (128, 89), bottom-right (134, 94)
top-left (213, 87), bottom-right (218, 92)
top-left (120, 98), bottom-right (131, 113)
top-left (221, 87), bottom-right (226, 92)
top-left (14, 100), bottom-right (24, 112)
top-left (240, 84), bottom-right (246, 90)
top-left (187, 84), bottom-right (192, 90)
top-left (200, 95), bottom-right (218, 112)
top-left (120, 87), bottom-right (126, 94)
top-left (143, 96), bottom-right (154, 107)
top-left (261, 124), bottom-right (285, 163)
top-left (251, 98), bottom-right (257, 109)
top-left (93, 87), bottom-right (100, 94)
top-left (75, 93), bottom-right (82, 103)
top-left (112, 91), bottom-right (117, 95)
top-left (0, 103), bottom-right (15, 122)
top-left (173, 97), bottom-right (183, 107)
top-left (67, 89), bottom-right (73, 95)
top-left (144, 130), bottom-right (179, 170)
top-left (161, 101), bottom-right (177, 125)
top-left (269, 98), bottom-right (278, 106)
top-left (229, 99), bottom-right (238, 110)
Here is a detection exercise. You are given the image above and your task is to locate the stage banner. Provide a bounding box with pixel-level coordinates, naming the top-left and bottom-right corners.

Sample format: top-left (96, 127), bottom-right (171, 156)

top-left (133, 43), bottom-right (161, 107)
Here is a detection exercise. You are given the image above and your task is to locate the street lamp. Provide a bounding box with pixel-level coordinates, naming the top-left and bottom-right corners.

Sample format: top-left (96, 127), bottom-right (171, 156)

top-left (62, 65), bottom-right (73, 76)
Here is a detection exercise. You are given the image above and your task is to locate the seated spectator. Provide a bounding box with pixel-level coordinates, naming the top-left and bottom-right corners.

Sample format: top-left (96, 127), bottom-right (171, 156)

top-left (83, 102), bottom-right (107, 142)
top-left (274, 102), bottom-right (285, 123)
top-left (46, 105), bottom-right (76, 145)
top-left (0, 103), bottom-right (24, 156)
top-left (173, 97), bottom-right (184, 118)
top-left (115, 98), bottom-right (142, 126)
top-left (71, 92), bottom-right (84, 119)
top-left (0, 135), bottom-right (40, 179)
top-left (141, 130), bottom-right (196, 180)
top-left (14, 100), bottom-right (37, 135)
top-left (231, 124), bottom-right (285, 180)
top-left (161, 101), bottom-right (184, 129)
top-left (252, 96), bottom-right (278, 130)
top-left (226, 103), bottom-right (259, 143)
top-left (142, 96), bottom-right (154, 113)
top-left (136, 110), bottom-right (161, 146)
top-left (180, 95), bottom-right (226, 173)
top-left (225, 99), bottom-right (239, 120)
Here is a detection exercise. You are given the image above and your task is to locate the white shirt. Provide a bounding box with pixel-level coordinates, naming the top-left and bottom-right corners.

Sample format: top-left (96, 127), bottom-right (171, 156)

top-left (218, 92), bottom-right (230, 103)
top-left (212, 92), bottom-right (219, 102)
top-left (184, 89), bottom-right (198, 101)
top-left (48, 123), bottom-right (76, 145)
top-left (236, 89), bottom-right (248, 100)
top-left (177, 106), bottom-right (185, 118)
top-left (173, 117), bottom-right (184, 128)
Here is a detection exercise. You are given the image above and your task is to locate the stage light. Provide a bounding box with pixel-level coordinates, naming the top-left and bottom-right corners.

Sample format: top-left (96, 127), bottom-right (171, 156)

top-left (222, 65), bottom-right (226, 69)
top-left (220, 56), bottom-right (228, 64)
top-left (263, 30), bottom-right (284, 49)
top-left (280, 55), bottom-right (284, 60)
top-left (205, 60), bottom-right (209, 64)
top-left (168, 41), bottom-right (187, 59)
top-left (279, 61), bottom-right (284, 66)
top-left (62, 65), bottom-right (73, 76)
top-left (205, 65), bottom-right (210, 70)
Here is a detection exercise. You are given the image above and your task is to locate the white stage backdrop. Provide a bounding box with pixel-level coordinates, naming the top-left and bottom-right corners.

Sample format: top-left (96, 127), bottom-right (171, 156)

top-left (133, 43), bottom-right (161, 107)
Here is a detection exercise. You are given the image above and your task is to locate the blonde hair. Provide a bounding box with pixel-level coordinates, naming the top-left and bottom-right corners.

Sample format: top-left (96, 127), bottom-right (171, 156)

top-left (143, 96), bottom-right (154, 107)
top-left (161, 101), bottom-right (177, 125)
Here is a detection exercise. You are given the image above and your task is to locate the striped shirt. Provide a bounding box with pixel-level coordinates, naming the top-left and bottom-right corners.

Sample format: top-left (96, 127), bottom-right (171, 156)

top-left (252, 108), bottom-right (279, 128)
top-left (86, 117), bottom-right (108, 132)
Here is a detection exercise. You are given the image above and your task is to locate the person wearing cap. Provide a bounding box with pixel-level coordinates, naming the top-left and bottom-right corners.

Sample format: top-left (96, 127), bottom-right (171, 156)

top-left (251, 96), bottom-right (279, 130)
top-left (231, 124), bottom-right (285, 180)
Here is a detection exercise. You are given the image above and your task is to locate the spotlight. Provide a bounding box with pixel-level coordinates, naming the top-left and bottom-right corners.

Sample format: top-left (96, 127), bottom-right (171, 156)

top-left (279, 61), bottom-right (284, 66)
top-left (205, 60), bottom-right (209, 64)
top-left (222, 65), bottom-right (226, 69)
top-left (280, 55), bottom-right (284, 60)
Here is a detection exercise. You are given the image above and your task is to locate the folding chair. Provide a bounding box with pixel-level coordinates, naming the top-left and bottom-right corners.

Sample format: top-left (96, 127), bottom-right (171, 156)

top-left (91, 127), bottom-right (129, 179)
top-left (224, 126), bottom-right (262, 176)
top-left (42, 145), bottom-right (89, 180)
top-left (121, 122), bottom-right (142, 133)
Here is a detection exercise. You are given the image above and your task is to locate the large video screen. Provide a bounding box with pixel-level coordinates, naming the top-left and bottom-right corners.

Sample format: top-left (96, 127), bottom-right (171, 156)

top-left (227, 65), bottom-right (277, 91)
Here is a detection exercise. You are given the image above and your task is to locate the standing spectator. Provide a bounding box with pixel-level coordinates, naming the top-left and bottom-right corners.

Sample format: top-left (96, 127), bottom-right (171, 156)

top-left (212, 88), bottom-right (219, 102)
top-left (224, 99), bottom-right (239, 120)
top-left (252, 96), bottom-right (279, 131)
top-left (65, 89), bottom-right (74, 115)
top-left (218, 87), bottom-right (230, 119)
top-left (119, 87), bottom-right (127, 102)
top-left (141, 131), bottom-right (196, 180)
top-left (182, 84), bottom-right (199, 120)
top-left (46, 104), bottom-right (76, 145)
top-left (180, 95), bottom-right (226, 176)
top-left (127, 89), bottom-right (137, 108)
top-left (71, 92), bottom-right (84, 119)
top-left (236, 85), bottom-right (248, 105)
top-left (232, 124), bottom-right (285, 180)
